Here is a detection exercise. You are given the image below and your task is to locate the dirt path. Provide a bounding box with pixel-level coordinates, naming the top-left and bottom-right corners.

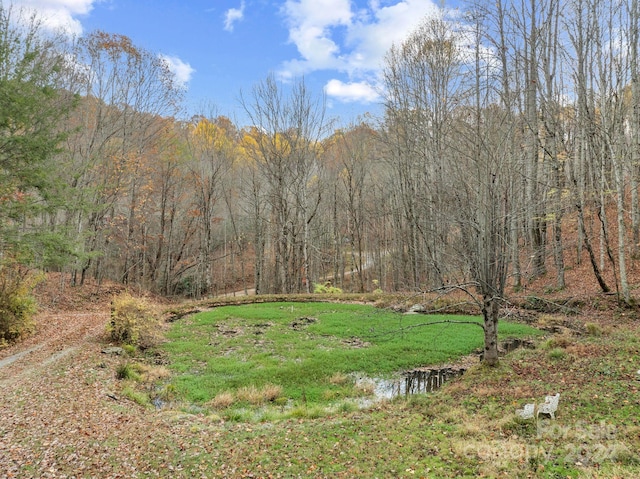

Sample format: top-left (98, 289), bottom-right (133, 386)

top-left (0, 307), bottom-right (180, 478)
top-left (0, 311), bottom-right (109, 384)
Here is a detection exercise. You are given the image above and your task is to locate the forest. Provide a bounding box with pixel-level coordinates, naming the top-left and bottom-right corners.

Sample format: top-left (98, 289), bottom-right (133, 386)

top-left (2, 0), bottom-right (640, 308)
top-left (4, 3), bottom-right (640, 475)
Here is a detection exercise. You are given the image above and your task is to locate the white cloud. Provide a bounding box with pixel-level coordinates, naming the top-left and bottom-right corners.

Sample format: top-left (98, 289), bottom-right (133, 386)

top-left (324, 79), bottom-right (380, 103)
top-left (224, 1), bottom-right (245, 32)
top-left (6, 0), bottom-right (97, 36)
top-left (159, 54), bottom-right (195, 88)
top-left (280, 0), bottom-right (352, 76)
top-left (278, 0), bottom-right (441, 103)
top-left (346, 0), bottom-right (440, 73)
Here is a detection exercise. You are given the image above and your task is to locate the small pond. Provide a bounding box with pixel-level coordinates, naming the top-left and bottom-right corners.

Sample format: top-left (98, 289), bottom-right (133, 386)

top-left (355, 365), bottom-right (467, 405)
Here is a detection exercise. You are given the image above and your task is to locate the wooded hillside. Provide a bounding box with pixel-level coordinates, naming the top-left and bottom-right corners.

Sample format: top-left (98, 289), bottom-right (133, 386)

top-left (2, 1), bottom-right (640, 304)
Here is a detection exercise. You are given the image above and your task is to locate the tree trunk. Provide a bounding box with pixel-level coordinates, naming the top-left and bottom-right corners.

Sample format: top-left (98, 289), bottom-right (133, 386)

top-left (576, 197), bottom-right (610, 293)
top-left (631, 0), bottom-right (640, 258)
top-left (482, 295), bottom-right (500, 367)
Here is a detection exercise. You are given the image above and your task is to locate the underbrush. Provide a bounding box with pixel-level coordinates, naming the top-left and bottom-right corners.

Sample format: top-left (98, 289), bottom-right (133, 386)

top-left (108, 292), bottom-right (162, 349)
top-left (114, 358), bottom-right (173, 408)
top-left (0, 262), bottom-right (41, 346)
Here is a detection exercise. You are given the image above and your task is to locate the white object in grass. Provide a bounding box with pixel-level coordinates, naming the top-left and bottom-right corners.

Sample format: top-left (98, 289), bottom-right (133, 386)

top-left (536, 393), bottom-right (560, 419)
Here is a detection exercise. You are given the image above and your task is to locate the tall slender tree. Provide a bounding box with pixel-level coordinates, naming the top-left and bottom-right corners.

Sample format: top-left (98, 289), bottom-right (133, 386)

top-left (240, 75), bottom-right (328, 293)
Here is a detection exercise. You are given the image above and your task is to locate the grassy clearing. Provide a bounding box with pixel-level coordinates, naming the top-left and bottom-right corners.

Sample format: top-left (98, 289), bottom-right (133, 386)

top-left (5, 292), bottom-right (640, 477)
top-left (162, 302), bottom-right (540, 416)
top-left (130, 315), bottom-right (640, 478)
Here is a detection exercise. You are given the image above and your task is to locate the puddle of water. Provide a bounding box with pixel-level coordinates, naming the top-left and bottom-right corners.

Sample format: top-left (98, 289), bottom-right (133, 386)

top-left (354, 338), bottom-right (532, 405)
top-left (355, 367), bottom-right (467, 403)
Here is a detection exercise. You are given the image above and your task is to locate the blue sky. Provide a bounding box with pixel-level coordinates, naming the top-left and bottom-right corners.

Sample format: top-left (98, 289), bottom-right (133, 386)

top-left (6, 0), bottom-right (453, 126)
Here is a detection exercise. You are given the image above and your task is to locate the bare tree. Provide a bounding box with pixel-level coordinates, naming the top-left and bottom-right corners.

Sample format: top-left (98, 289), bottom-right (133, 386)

top-left (564, 0), bottom-right (612, 293)
top-left (629, 0), bottom-right (640, 258)
top-left (184, 116), bottom-right (234, 297)
top-left (382, 14), bottom-right (462, 290)
top-left (382, 12), bottom-right (520, 365)
top-left (240, 75), bottom-right (328, 293)
top-left (59, 31), bottom-right (182, 285)
top-left (324, 124), bottom-right (377, 292)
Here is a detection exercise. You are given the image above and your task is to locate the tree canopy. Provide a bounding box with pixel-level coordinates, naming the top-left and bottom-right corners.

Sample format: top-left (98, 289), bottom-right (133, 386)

top-left (0, 6), bottom-right (78, 266)
top-left (1, 1), bottom-right (639, 336)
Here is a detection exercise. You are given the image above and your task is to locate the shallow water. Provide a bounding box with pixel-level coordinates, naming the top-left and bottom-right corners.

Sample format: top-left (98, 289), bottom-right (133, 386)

top-left (355, 366), bottom-right (466, 404)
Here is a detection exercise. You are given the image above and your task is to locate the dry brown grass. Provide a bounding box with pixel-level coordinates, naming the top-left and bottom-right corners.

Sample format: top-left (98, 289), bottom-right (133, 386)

top-left (235, 384), bottom-right (283, 405)
top-left (236, 385), bottom-right (262, 404)
top-left (468, 384), bottom-right (503, 398)
top-left (544, 332), bottom-right (574, 349)
top-left (507, 384), bottom-right (538, 399)
top-left (565, 343), bottom-right (604, 358)
top-left (208, 391), bottom-right (235, 409)
top-left (329, 372), bottom-right (350, 385)
top-left (137, 364), bottom-right (171, 383)
top-left (354, 380), bottom-right (375, 396)
top-left (261, 383), bottom-right (283, 402)
top-left (451, 437), bottom-right (534, 478)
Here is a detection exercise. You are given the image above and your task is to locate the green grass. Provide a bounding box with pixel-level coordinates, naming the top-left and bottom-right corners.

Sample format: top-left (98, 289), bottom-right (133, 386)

top-left (10, 297), bottom-right (640, 478)
top-left (163, 302), bottom-right (541, 410)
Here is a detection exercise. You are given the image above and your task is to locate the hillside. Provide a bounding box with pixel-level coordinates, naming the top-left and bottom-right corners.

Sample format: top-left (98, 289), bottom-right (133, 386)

top-left (0, 255), bottom-right (639, 477)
